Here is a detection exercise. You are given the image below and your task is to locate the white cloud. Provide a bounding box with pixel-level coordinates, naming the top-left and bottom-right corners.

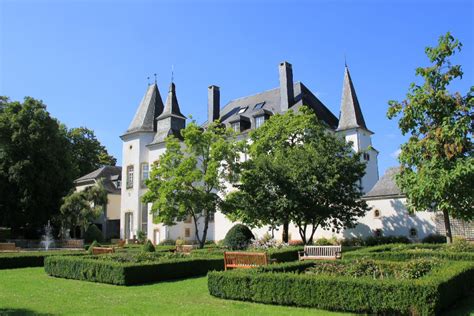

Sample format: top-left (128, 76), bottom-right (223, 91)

top-left (391, 149), bottom-right (402, 158)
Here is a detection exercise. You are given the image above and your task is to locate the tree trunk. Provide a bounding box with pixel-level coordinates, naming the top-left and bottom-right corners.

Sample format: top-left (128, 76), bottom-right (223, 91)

top-left (199, 212), bottom-right (210, 249)
top-left (282, 220), bottom-right (289, 243)
top-left (442, 208), bottom-right (453, 244)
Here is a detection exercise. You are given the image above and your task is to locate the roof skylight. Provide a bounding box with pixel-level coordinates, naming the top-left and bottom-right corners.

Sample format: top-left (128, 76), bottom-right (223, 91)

top-left (238, 106), bottom-right (248, 114)
top-left (254, 102), bottom-right (265, 110)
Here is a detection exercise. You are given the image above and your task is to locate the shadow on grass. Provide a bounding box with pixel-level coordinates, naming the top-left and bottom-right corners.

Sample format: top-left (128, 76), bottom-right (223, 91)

top-left (443, 292), bottom-right (474, 316)
top-left (0, 308), bottom-right (53, 315)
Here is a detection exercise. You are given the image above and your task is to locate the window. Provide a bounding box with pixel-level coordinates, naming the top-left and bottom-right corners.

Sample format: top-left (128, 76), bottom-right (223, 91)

top-left (374, 209), bottom-right (381, 218)
top-left (409, 228), bottom-right (418, 238)
top-left (374, 229), bottom-right (383, 237)
top-left (238, 106), bottom-right (248, 114)
top-left (141, 163), bottom-right (149, 187)
top-left (254, 102), bottom-right (265, 110)
top-left (126, 165), bottom-right (134, 189)
top-left (116, 180), bottom-right (121, 189)
top-left (363, 153), bottom-right (370, 161)
top-left (255, 115), bottom-right (265, 128)
top-left (184, 228), bottom-right (191, 238)
top-left (141, 203), bottom-right (148, 234)
top-left (231, 122), bottom-right (240, 133)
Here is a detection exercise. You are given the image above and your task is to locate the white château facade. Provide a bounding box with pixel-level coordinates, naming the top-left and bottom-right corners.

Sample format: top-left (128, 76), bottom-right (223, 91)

top-left (120, 61), bottom-right (434, 244)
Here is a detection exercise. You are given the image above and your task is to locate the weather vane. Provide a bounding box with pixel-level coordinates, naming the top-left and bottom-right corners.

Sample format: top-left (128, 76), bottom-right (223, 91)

top-left (171, 65), bottom-right (174, 83)
top-left (146, 76), bottom-right (150, 85)
top-left (154, 73), bottom-right (157, 84)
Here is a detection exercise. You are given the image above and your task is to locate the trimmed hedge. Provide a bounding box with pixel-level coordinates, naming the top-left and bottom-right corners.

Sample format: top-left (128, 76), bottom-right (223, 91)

top-left (0, 251), bottom-right (85, 269)
top-left (344, 244), bottom-right (474, 261)
top-left (45, 255), bottom-right (224, 285)
top-left (208, 261), bottom-right (474, 315)
top-left (266, 246), bottom-right (304, 262)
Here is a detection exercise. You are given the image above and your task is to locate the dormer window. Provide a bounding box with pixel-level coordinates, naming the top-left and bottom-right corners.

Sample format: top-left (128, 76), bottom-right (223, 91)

top-left (254, 102), bottom-right (265, 110)
top-left (363, 153), bottom-right (370, 161)
top-left (255, 115), bottom-right (265, 128)
top-left (238, 106), bottom-right (248, 114)
top-left (231, 122), bottom-right (240, 133)
top-left (116, 180), bottom-right (121, 189)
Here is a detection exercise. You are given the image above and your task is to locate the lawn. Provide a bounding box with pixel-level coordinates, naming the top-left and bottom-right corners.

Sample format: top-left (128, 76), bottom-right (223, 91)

top-left (0, 267), bottom-right (345, 315)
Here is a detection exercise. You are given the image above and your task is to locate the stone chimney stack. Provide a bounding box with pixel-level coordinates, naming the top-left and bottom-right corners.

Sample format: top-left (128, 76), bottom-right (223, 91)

top-left (208, 85), bottom-right (220, 123)
top-left (279, 61), bottom-right (294, 112)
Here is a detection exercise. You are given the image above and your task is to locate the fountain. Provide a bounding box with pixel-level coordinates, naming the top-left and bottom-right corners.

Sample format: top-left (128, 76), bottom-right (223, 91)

top-left (40, 221), bottom-right (55, 251)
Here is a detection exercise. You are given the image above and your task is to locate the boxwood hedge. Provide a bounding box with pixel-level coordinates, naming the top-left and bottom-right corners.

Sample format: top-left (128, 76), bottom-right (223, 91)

top-left (45, 255), bottom-right (224, 285)
top-left (0, 251), bottom-right (85, 269)
top-left (208, 261), bottom-right (474, 315)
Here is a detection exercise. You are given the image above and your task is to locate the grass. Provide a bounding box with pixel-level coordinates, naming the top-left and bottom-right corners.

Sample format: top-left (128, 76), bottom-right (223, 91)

top-left (0, 267), bottom-right (346, 315)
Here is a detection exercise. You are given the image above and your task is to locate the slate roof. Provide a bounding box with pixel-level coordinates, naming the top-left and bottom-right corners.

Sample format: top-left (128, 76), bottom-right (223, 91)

top-left (336, 66), bottom-right (368, 132)
top-left (364, 167), bottom-right (404, 199)
top-left (123, 84), bottom-right (164, 136)
top-left (216, 82), bottom-right (338, 131)
top-left (74, 166), bottom-right (122, 194)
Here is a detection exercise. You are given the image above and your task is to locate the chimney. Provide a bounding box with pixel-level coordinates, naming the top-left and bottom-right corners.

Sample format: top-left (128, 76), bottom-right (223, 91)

top-left (279, 61), bottom-right (294, 111)
top-left (208, 85), bottom-right (220, 123)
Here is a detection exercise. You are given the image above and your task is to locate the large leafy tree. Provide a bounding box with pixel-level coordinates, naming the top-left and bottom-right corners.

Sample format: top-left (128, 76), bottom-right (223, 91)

top-left (59, 180), bottom-right (108, 238)
top-left (223, 107), bottom-right (368, 244)
top-left (0, 97), bottom-right (76, 237)
top-left (387, 33), bottom-right (474, 243)
top-left (67, 127), bottom-right (116, 178)
top-left (142, 121), bottom-right (240, 248)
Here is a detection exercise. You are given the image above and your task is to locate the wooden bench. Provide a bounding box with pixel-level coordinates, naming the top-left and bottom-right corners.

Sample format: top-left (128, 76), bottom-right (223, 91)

top-left (91, 247), bottom-right (115, 255)
top-left (298, 245), bottom-right (342, 261)
top-left (0, 242), bottom-right (19, 251)
top-left (224, 251), bottom-right (268, 270)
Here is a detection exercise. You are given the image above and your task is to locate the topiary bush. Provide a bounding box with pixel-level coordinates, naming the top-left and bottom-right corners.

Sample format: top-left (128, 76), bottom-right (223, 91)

top-left (142, 240), bottom-right (155, 252)
top-left (137, 230), bottom-right (147, 244)
top-left (223, 224), bottom-right (254, 250)
top-left (84, 224), bottom-right (103, 243)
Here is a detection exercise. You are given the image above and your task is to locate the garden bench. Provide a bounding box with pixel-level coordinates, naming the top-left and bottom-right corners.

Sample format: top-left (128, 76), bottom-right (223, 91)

top-left (298, 245), bottom-right (342, 260)
top-left (91, 247), bottom-right (115, 255)
top-left (224, 251), bottom-right (268, 270)
top-left (0, 242), bottom-right (19, 251)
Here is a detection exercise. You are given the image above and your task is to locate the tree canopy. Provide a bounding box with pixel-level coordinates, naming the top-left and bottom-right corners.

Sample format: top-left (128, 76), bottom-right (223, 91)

top-left (142, 121), bottom-right (240, 248)
top-left (222, 107), bottom-right (368, 244)
top-left (67, 127), bottom-right (116, 178)
top-left (0, 96), bottom-right (116, 237)
top-left (387, 33), bottom-right (474, 243)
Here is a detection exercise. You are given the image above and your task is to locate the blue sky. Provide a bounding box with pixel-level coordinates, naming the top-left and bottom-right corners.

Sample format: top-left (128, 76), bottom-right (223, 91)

top-left (1, 0), bottom-right (473, 176)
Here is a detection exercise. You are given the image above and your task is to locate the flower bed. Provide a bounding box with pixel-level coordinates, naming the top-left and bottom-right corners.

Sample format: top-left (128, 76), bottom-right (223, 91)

top-left (0, 250), bottom-right (86, 269)
top-left (45, 252), bottom-right (224, 285)
top-left (208, 260), bottom-right (474, 315)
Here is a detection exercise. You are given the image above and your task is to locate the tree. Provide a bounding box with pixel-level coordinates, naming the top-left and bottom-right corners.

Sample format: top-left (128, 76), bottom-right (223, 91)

top-left (59, 180), bottom-right (108, 238)
top-left (0, 97), bottom-right (75, 237)
top-left (142, 121), bottom-right (240, 248)
top-left (387, 33), bottom-right (474, 243)
top-left (222, 107), bottom-right (368, 244)
top-left (67, 127), bottom-right (116, 178)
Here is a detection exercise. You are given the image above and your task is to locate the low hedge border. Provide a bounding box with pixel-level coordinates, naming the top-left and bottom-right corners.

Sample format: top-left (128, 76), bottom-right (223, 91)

top-left (344, 249), bottom-right (474, 261)
top-left (208, 261), bottom-right (474, 315)
top-left (45, 255), bottom-right (224, 285)
top-left (0, 251), bottom-right (86, 269)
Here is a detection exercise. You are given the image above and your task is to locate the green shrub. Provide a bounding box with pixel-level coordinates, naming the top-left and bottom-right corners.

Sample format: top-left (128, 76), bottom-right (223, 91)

top-left (313, 237), bottom-right (338, 246)
top-left (0, 251), bottom-right (85, 269)
top-left (364, 235), bottom-right (411, 246)
top-left (447, 237), bottom-right (474, 252)
top-left (159, 239), bottom-right (175, 246)
top-left (208, 261), bottom-right (474, 315)
top-left (137, 230), bottom-right (147, 244)
top-left (84, 224), bottom-right (103, 243)
top-left (266, 246), bottom-right (303, 262)
top-left (223, 224), bottom-right (254, 250)
top-left (142, 240), bottom-right (155, 253)
top-left (45, 255), bottom-right (224, 285)
top-left (422, 234), bottom-right (447, 244)
top-left (340, 237), bottom-right (365, 246)
top-left (87, 240), bottom-right (101, 254)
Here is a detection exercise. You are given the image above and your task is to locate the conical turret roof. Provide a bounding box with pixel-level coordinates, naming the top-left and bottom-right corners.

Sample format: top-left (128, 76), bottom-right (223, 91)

top-left (125, 84), bottom-right (164, 135)
top-left (337, 66), bottom-right (368, 131)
